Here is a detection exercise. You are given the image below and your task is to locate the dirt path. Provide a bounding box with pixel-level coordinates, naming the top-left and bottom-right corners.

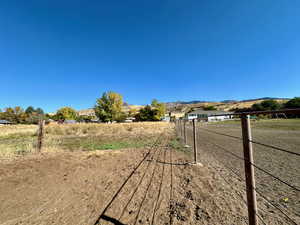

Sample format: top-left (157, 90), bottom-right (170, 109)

top-left (0, 138), bottom-right (249, 225)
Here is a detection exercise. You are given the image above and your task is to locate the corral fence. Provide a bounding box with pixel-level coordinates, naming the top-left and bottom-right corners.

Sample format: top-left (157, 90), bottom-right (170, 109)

top-left (175, 108), bottom-right (300, 225)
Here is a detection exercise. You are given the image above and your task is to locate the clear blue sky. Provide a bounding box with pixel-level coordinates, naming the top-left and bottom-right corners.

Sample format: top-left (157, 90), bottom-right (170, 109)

top-left (1, 0), bottom-right (299, 112)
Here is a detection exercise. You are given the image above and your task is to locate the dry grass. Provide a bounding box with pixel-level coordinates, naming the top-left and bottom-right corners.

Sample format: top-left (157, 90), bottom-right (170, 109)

top-left (0, 122), bottom-right (173, 160)
top-left (45, 121), bottom-right (171, 137)
top-left (0, 125), bottom-right (37, 137)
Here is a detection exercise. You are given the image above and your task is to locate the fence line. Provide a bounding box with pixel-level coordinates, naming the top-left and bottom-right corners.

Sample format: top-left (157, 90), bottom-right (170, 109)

top-left (209, 163), bottom-right (266, 225)
top-left (220, 161), bottom-right (299, 225)
top-left (250, 140), bottom-right (300, 157)
top-left (175, 108), bottom-right (300, 225)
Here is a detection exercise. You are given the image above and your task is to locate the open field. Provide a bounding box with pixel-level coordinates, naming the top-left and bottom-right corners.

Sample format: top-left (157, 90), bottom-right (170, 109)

top-left (0, 122), bottom-right (171, 160)
top-left (0, 122), bottom-right (251, 225)
top-left (1, 120), bottom-right (299, 225)
top-left (183, 118), bottom-right (300, 224)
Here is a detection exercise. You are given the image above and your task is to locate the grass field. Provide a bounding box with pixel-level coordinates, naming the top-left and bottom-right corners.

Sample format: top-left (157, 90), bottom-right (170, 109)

top-left (0, 122), bottom-right (172, 160)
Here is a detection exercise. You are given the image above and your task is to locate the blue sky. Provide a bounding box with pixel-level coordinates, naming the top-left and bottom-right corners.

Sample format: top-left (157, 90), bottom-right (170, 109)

top-left (0, 0), bottom-right (299, 112)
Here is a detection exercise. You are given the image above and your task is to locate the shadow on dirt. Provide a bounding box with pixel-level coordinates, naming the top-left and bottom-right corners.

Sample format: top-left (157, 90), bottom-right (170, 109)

top-left (100, 214), bottom-right (126, 225)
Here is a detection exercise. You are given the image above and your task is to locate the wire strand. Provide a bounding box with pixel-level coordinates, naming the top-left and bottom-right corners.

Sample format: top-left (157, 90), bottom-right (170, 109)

top-left (206, 141), bottom-right (300, 192)
top-left (198, 127), bottom-right (242, 140)
top-left (215, 161), bottom-right (299, 225)
top-left (199, 126), bottom-right (300, 157)
top-left (250, 140), bottom-right (300, 157)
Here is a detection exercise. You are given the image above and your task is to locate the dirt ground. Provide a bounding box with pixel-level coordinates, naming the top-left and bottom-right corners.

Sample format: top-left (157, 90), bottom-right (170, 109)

top-left (183, 120), bottom-right (300, 225)
top-left (0, 135), bottom-right (249, 225)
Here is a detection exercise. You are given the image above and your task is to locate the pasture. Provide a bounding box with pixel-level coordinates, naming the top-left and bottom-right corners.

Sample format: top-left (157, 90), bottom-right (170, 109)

top-left (0, 119), bottom-right (299, 224)
top-left (185, 118), bottom-right (300, 224)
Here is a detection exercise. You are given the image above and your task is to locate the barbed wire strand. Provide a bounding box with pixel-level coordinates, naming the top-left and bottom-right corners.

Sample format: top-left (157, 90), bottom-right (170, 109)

top-left (199, 127), bottom-right (300, 157)
top-left (197, 127), bottom-right (242, 140)
top-left (216, 160), bottom-right (299, 225)
top-left (250, 140), bottom-right (300, 157)
top-left (209, 163), bottom-right (266, 225)
top-left (204, 140), bottom-right (300, 192)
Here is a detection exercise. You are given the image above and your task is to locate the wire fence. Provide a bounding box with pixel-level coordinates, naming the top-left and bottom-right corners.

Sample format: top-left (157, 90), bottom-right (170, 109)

top-left (175, 109), bottom-right (300, 225)
top-left (1, 111), bottom-right (299, 224)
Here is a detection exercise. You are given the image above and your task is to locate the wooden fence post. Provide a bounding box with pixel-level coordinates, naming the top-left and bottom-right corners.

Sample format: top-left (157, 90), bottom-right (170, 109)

top-left (241, 115), bottom-right (258, 225)
top-left (180, 119), bottom-right (183, 138)
top-left (183, 119), bottom-right (187, 145)
top-left (37, 119), bottom-right (45, 153)
top-left (192, 119), bottom-right (198, 163)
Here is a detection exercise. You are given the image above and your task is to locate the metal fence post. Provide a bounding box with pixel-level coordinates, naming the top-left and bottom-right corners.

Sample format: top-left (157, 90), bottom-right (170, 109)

top-left (192, 119), bottom-right (198, 163)
top-left (241, 115), bottom-right (258, 225)
top-left (37, 119), bottom-right (45, 153)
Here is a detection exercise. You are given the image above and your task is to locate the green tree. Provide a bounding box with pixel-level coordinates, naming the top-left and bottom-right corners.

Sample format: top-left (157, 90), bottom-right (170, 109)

top-left (252, 100), bottom-right (281, 111)
top-left (25, 106), bottom-right (35, 114)
top-left (284, 97), bottom-right (300, 109)
top-left (1, 107), bottom-right (27, 123)
top-left (135, 105), bottom-right (156, 121)
top-left (56, 107), bottom-right (77, 120)
top-left (135, 100), bottom-right (166, 121)
top-left (35, 108), bottom-right (44, 115)
top-left (203, 105), bottom-right (217, 111)
top-left (151, 99), bottom-right (166, 120)
top-left (260, 100), bottom-right (281, 110)
top-left (95, 91), bottom-right (124, 122)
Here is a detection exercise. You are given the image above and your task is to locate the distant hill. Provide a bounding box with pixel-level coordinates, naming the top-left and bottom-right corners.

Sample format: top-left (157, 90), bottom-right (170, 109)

top-left (77, 97), bottom-right (291, 117)
top-left (165, 97), bottom-right (290, 113)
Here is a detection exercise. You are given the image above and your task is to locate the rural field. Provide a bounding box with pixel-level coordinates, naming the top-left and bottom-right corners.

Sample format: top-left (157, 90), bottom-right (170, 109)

top-left (183, 118), bottom-right (300, 225)
top-left (0, 120), bottom-right (299, 225)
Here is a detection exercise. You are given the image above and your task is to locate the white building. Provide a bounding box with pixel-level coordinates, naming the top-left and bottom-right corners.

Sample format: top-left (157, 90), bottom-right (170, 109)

top-left (186, 110), bottom-right (233, 122)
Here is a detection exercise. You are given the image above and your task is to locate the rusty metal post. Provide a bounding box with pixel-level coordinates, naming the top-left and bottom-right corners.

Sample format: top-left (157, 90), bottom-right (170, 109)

top-left (183, 119), bottom-right (187, 145)
top-left (37, 119), bottom-right (45, 153)
top-left (192, 119), bottom-right (198, 163)
top-left (241, 115), bottom-right (258, 225)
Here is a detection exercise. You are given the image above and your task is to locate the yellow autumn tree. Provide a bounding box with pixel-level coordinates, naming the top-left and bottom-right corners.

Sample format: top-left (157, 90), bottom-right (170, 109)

top-left (95, 91), bottom-right (125, 122)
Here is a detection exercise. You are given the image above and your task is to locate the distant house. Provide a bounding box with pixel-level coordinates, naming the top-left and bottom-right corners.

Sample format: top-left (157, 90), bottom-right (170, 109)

top-left (64, 120), bottom-right (77, 124)
top-left (169, 111), bottom-right (185, 119)
top-left (186, 110), bottom-right (233, 122)
top-left (77, 108), bottom-right (96, 117)
top-left (0, 120), bottom-right (12, 125)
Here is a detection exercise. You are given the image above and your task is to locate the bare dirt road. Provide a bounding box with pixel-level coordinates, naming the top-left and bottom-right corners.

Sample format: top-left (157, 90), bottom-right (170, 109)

top-left (0, 136), bottom-right (248, 225)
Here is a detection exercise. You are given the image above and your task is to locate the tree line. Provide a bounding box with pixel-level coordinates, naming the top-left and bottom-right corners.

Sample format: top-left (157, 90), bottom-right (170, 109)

top-left (0, 91), bottom-right (166, 124)
top-left (0, 106), bottom-right (44, 124)
top-left (231, 97), bottom-right (300, 116)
